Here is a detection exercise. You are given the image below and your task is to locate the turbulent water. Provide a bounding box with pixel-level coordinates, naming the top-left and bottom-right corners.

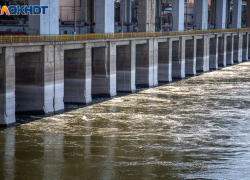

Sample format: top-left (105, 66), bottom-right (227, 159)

top-left (1, 62), bottom-right (250, 180)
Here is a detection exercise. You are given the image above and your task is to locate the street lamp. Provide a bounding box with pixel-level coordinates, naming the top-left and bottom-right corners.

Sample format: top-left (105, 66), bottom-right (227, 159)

top-left (186, 0), bottom-right (188, 30)
top-left (160, 0), bottom-right (162, 35)
top-left (73, 0), bottom-right (76, 34)
top-left (121, 0), bottom-right (124, 37)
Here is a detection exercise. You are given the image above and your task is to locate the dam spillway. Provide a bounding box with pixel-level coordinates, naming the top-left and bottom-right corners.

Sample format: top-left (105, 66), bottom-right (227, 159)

top-left (0, 30), bottom-right (249, 126)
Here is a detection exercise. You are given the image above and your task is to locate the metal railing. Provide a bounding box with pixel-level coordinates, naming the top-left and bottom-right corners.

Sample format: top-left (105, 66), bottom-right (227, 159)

top-left (0, 28), bottom-right (250, 44)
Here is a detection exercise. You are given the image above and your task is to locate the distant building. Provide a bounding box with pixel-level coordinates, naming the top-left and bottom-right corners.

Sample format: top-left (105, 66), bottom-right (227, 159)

top-left (0, 0), bottom-right (249, 35)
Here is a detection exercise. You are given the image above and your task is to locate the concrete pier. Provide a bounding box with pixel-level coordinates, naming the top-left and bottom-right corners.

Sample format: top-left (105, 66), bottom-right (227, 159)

top-left (0, 31), bottom-right (250, 126)
top-left (185, 37), bottom-right (197, 75)
top-left (247, 0), bottom-right (250, 27)
top-left (196, 36), bottom-right (209, 72)
top-left (249, 34), bottom-right (250, 59)
top-left (232, 0), bottom-right (242, 28)
top-left (209, 35), bottom-right (219, 70)
top-left (153, 39), bottom-right (158, 87)
top-left (138, 0), bottom-right (155, 32)
top-left (218, 35), bottom-right (227, 67)
top-left (227, 35), bottom-right (234, 65)
top-left (216, 0), bottom-right (227, 29)
top-left (242, 33), bottom-right (249, 61)
top-left (194, 0), bottom-right (208, 30)
top-left (172, 38), bottom-right (185, 78)
top-left (120, 0), bottom-right (133, 32)
top-left (95, 0), bottom-right (115, 33)
top-left (0, 47), bottom-right (15, 125)
top-left (172, 0), bottom-right (185, 31)
top-left (0, 45), bottom-right (64, 125)
top-left (29, 0), bottom-right (59, 35)
top-left (233, 34), bottom-right (243, 63)
top-left (54, 45), bottom-right (65, 112)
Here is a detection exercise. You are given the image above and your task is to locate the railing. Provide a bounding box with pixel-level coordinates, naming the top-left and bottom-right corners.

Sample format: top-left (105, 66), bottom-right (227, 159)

top-left (0, 28), bottom-right (250, 44)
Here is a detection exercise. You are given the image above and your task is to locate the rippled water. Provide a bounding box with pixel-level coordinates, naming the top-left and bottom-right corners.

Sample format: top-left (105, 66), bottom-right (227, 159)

top-left (1, 62), bottom-right (250, 180)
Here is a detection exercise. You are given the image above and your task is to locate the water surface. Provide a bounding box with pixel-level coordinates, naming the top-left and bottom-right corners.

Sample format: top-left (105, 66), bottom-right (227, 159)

top-left (1, 62), bottom-right (250, 180)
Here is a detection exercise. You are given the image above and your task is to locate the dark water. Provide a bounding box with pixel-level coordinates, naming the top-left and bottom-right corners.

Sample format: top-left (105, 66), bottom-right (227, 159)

top-left (1, 62), bottom-right (250, 180)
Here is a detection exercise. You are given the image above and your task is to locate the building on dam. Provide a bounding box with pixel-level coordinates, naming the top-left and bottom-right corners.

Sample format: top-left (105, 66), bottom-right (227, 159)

top-left (0, 0), bottom-right (249, 35)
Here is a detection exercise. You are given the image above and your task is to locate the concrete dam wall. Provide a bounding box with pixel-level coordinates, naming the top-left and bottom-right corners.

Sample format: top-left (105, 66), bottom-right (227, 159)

top-left (0, 31), bottom-right (249, 126)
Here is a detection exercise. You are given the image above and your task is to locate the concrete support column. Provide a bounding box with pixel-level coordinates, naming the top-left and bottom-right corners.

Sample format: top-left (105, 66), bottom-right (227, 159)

top-left (0, 47), bottom-right (15, 126)
top-left (64, 46), bottom-right (92, 104)
top-left (116, 41), bottom-right (136, 92)
top-left (155, 0), bottom-right (161, 31)
top-left (29, 0), bottom-right (59, 35)
top-left (196, 36), bottom-right (209, 72)
top-left (153, 39), bottom-right (158, 86)
top-left (172, 0), bottom-right (185, 31)
top-left (92, 42), bottom-right (117, 97)
top-left (126, 0), bottom-right (133, 31)
top-left (172, 38), bottom-right (185, 78)
top-left (226, 35), bottom-right (234, 65)
top-left (82, 0), bottom-right (88, 23)
top-left (136, 39), bottom-right (155, 87)
top-left (218, 35), bottom-right (227, 67)
top-left (185, 37), bottom-right (197, 75)
top-left (120, 0), bottom-right (133, 32)
top-left (84, 44), bottom-right (92, 102)
top-left (108, 42), bottom-right (117, 96)
top-left (216, 0), bottom-right (227, 29)
top-left (138, 0), bottom-right (155, 32)
top-left (232, 0), bottom-right (242, 28)
top-left (210, 0), bottom-right (216, 25)
top-left (120, 0), bottom-right (126, 25)
top-left (42, 45), bottom-right (56, 114)
top-left (95, 0), bottom-right (114, 33)
top-left (194, 0), bottom-right (208, 30)
top-left (158, 40), bottom-right (172, 82)
top-left (226, 0), bottom-right (231, 28)
top-left (242, 33), bottom-right (249, 61)
top-left (120, 0), bottom-right (132, 23)
top-left (233, 33), bottom-right (243, 63)
top-left (126, 0), bottom-right (132, 24)
top-left (209, 36), bottom-right (219, 70)
top-left (54, 45), bottom-right (64, 112)
top-left (247, 0), bottom-right (250, 27)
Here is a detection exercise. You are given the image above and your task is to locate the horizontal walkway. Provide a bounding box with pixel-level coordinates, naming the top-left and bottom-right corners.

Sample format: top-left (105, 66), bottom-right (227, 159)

top-left (0, 28), bottom-right (250, 44)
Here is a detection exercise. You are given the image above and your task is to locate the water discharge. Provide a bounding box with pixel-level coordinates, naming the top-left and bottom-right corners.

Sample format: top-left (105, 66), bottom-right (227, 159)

top-left (1, 62), bottom-right (250, 180)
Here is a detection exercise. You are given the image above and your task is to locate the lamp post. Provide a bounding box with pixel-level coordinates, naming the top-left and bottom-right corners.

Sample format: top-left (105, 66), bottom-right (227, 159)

top-left (73, 0), bottom-right (76, 34)
top-left (160, 0), bottom-right (162, 35)
top-left (121, 0), bottom-right (124, 37)
top-left (186, 0), bottom-right (188, 30)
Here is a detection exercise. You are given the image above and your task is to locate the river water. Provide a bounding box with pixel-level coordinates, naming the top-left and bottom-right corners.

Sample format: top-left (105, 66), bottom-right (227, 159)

top-left (1, 62), bottom-right (250, 180)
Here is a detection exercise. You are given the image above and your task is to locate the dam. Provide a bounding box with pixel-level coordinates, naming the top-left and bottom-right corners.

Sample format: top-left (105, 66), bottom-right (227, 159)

top-left (0, 29), bottom-right (250, 126)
